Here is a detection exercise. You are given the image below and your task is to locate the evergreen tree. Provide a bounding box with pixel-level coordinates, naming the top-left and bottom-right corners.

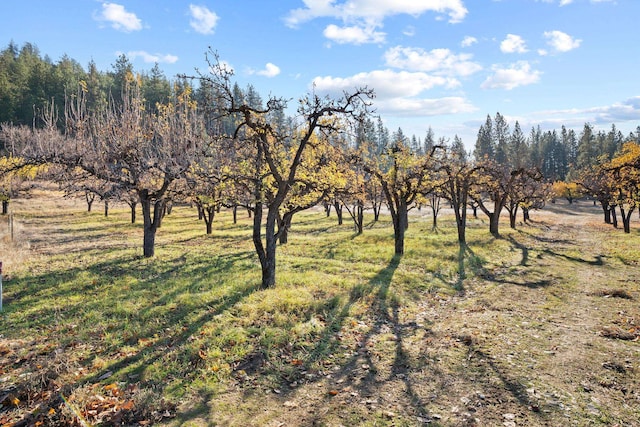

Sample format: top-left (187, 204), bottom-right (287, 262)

top-left (109, 54), bottom-right (134, 106)
top-left (494, 112), bottom-right (510, 165)
top-left (474, 114), bottom-right (494, 161)
top-left (424, 126), bottom-right (435, 154)
top-left (376, 116), bottom-right (389, 154)
top-left (577, 123), bottom-right (596, 168)
top-left (142, 63), bottom-right (171, 113)
top-left (450, 135), bottom-right (467, 164)
top-left (529, 125), bottom-right (543, 169)
top-left (510, 121), bottom-right (528, 169)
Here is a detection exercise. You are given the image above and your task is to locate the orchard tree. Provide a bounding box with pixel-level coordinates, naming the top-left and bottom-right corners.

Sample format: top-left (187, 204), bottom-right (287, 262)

top-left (437, 148), bottom-right (476, 245)
top-left (190, 51), bottom-right (373, 288)
top-left (1, 79), bottom-right (206, 257)
top-left (607, 142), bottom-right (640, 233)
top-left (471, 161), bottom-right (539, 237)
top-left (577, 165), bottom-right (615, 224)
top-left (364, 139), bottom-right (439, 255)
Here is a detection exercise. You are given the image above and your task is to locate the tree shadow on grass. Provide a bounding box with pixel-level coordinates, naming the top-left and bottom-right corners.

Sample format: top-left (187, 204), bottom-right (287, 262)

top-left (1, 248), bottom-right (261, 425)
top-left (432, 243), bottom-right (485, 293)
top-left (253, 254), bottom-right (443, 424)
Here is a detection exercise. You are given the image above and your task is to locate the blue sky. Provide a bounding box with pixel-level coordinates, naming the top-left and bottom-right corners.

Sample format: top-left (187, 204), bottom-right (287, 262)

top-left (2, 0), bottom-right (639, 149)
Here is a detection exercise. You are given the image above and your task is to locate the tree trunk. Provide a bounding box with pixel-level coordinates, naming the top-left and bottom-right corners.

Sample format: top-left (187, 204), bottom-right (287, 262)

top-left (601, 201), bottom-right (611, 224)
top-left (104, 200), bottom-right (109, 217)
top-left (489, 212), bottom-right (500, 237)
top-left (373, 202), bottom-right (380, 222)
top-left (509, 205), bottom-right (518, 229)
top-left (334, 201), bottom-right (343, 225)
top-left (2, 200), bottom-right (8, 215)
top-left (401, 205), bottom-right (409, 230)
top-left (86, 192), bottom-right (95, 212)
top-left (233, 205), bottom-right (238, 224)
top-left (252, 201), bottom-right (277, 289)
top-left (141, 196), bottom-right (163, 258)
top-left (610, 206), bottom-right (618, 228)
top-left (430, 203), bottom-right (438, 229)
top-left (620, 205), bottom-right (635, 233)
top-left (356, 203), bottom-right (363, 235)
top-left (204, 206), bottom-right (215, 234)
top-left (472, 205), bottom-right (477, 218)
top-left (263, 208), bottom-right (278, 288)
top-left (278, 214), bottom-right (291, 244)
top-left (166, 202), bottom-right (173, 215)
top-left (324, 202), bottom-right (331, 217)
top-left (392, 200), bottom-right (408, 255)
top-left (197, 205), bottom-right (204, 220)
top-left (130, 202), bottom-right (137, 223)
top-left (523, 207), bottom-right (530, 223)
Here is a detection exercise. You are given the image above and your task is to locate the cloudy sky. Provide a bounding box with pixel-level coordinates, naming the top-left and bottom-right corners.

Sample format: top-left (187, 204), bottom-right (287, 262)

top-left (2, 0), bottom-right (639, 148)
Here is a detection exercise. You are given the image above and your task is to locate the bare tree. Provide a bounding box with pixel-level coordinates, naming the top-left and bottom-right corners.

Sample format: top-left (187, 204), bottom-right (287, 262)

top-left (1, 79), bottom-right (206, 257)
top-left (189, 51), bottom-right (373, 288)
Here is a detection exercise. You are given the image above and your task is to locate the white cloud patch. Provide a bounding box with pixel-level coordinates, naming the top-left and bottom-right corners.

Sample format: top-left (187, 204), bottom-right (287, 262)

top-left (538, 96), bottom-right (640, 125)
top-left (95, 2), bottom-right (142, 32)
top-left (500, 34), bottom-right (528, 54)
top-left (403, 26), bottom-right (416, 37)
top-left (285, 0), bottom-right (467, 44)
top-left (127, 51), bottom-right (178, 64)
top-left (323, 24), bottom-right (385, 44)
top-left (285, 0), bottom-right (468, 26)
top-left (543, 30), bottom-right (582, 53)
top-left (310, 69), bottom-right (475, 117)
top-left (248, 63), bottom-right (281, 78)
top-left (189, 4), bottom-right (219, 35)
top-left (384, 46), bottom-right (482, 77)
top-left (313, 69), bottom-right (459, 99)
top-left (481, 61), bottom-right (542, 90)
top-left (378, 96), bottom-right (477, 117)
top-left (461, 36), bottom-right (478, 47)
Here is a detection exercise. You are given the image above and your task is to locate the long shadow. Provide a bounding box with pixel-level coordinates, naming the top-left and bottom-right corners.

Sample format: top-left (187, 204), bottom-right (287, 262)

top-left (542, 249), bottom-right (604, 266)
top-left (465, 347), bottom-right (550, 420)
top-left (292, 255), bottom-right (439, 424)
top-left (508, 235), bottom-right (529, 266)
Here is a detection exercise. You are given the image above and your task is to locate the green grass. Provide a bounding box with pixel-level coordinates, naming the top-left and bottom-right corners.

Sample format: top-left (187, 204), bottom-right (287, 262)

top-left (1, 198), bottom-right (639, 426)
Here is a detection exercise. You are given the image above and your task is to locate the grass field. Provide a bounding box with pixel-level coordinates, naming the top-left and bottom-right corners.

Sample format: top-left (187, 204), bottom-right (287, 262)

top-left (1, 188), bottom-right (639, 426)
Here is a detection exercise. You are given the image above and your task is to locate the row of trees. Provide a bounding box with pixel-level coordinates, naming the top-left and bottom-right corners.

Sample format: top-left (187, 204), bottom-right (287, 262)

top-left (1, 44), bottom-right (638, 289)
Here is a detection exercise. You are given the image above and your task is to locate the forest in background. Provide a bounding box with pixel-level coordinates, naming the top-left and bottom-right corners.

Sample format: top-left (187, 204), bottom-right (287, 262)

top-left (1, 41), bottom-right (639, 180)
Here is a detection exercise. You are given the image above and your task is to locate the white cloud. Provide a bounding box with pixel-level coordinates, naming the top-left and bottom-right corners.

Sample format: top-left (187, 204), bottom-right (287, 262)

top-left (248, 63), bottom-right (281, 78)
top-left (536, 97), bottom-right (640, 124)
top-left (481, 61), bottom-right (542, 90)
top-left (384, 46), bottom-right (482, 77)
top-left (377, 96), bottom-right (477, 117)
top-left (323, 24), bottom-right (385, 44)
top-left (403, 26), bottom-right (416, 37)
top-left (543, 30), bottom-right (582, 53)
top-left (189, 4), bottom-right (219, 35)
top-left (312, 69), bottom-right (459, 99)
top-left (95, 3), bottom-right (142, 32)
top-left (461, 36), bottom-right (478, 47)
top-left (538, 0), bottom-right (613, 4)
top-left (285, 0), bottom-right (468, 26)
top-left (127, 51), bottom-right (178, 64)
top-left (500, 34), bottom-right (528, 54)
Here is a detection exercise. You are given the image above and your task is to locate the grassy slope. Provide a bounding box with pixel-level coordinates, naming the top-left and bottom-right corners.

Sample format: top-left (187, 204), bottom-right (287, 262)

top-left (0, 191), bottom-right (639, 426)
